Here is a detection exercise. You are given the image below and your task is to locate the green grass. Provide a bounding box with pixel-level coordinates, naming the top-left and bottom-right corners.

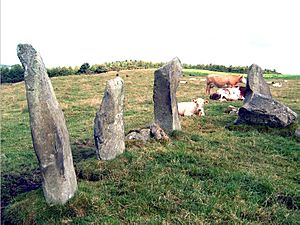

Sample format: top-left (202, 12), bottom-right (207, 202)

top-left (183, 69), bottom-right (300, 80)
top-left (263, 73), bottom-right (300, 79)
top-left (1, 69), bottom-right (300, 224)
top-left (183, 69), bottom-right (211, 77)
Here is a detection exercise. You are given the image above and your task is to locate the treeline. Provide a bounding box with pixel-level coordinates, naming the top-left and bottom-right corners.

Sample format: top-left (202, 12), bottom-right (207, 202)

top-left (1, 60), bottom-right (165, 83)
top-left (1, 60), bottom-right (279, 84)
top-left (182, 63), bottom-right (280, 74)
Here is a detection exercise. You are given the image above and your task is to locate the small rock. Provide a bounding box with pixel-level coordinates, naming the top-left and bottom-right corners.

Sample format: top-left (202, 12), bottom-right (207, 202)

top-left (224, 105), bottom-right (238, 115)
top-left (150, 123), bottom-right (170, 142)
top-left (126, 129), bottom-right (151, 142)
top-left (125, 124), bottom-right (169, 142)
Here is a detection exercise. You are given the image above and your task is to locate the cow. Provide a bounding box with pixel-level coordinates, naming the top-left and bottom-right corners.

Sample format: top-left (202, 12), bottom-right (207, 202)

top-left (239, 86), bottom-right (246, 99)
top-left (206, 74), bottom-right (246, 94)
top-left (210, 86), bottom-right (245, 101)
top-left (178, 98), bottom-right (208, 116)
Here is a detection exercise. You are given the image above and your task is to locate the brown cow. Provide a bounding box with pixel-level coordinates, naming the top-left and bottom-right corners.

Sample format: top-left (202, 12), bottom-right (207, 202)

top-left (206, 74), bottom-right (246, 94)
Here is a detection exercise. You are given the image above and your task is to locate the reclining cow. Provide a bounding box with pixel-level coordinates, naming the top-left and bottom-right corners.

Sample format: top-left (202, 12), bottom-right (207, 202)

top-left (206, 74), bottom-right (246, 94)
top-left (210, 86), bottom-right (245, 101)
top-left (178, 98), bottom-right (208, 116)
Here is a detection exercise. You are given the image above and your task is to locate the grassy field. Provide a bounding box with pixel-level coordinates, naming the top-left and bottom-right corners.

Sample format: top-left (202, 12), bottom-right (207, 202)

top-left (1, 69), bottom-right (300, 224)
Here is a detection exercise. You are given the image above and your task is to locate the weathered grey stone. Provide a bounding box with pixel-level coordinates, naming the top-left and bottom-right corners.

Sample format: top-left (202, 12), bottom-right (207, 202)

top-left (126, 129), bottom-right (151, 142)
top-left (153, 57), bottom-right (182, 133)
top-left (150, 123), bottom-right (170, 141)
top-left (236, 93), bottom-right (297, 127)
top-left (125, 124), bottom-right (169, 142)
top-left (235, 64), bottom-right (297, 128)
top-left (244, 64), bottom-right (272, 102)
top-left (94, 77), bottom-right (125, 160)
top-left (17, 44), bottom-right (77, 204)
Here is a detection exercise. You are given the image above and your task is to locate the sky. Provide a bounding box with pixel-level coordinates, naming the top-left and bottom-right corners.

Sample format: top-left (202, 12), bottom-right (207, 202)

top-left (1, 0), bottom-right (300, 74)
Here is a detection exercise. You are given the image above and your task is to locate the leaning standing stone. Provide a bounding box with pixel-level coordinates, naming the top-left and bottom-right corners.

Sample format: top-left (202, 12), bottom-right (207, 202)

top-left (153, 57), bottom-right (182, 133)
top-left (244, 64), bottom-right (272, 101)
top-left (17, 44), bottom-right (77, 204)
top-left (94, 77), bottom-right (125, 160)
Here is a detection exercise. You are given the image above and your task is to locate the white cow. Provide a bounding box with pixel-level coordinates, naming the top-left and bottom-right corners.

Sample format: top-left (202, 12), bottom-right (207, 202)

top-left (178, 98), bottom-right (208, 116)
top-left (215, 87), bottom-right (244, 101)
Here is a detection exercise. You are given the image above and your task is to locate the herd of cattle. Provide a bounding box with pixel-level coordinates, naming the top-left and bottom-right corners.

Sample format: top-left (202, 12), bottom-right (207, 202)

top-left (177, 74), bottom-right (247, 117)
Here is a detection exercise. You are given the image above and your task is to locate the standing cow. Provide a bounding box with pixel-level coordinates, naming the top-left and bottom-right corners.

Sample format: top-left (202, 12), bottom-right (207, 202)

top-left (206, 74), bottom-right (246, 94)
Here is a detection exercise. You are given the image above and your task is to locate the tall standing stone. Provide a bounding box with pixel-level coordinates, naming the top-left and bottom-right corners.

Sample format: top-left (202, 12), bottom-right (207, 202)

top-left (244, 64), bottom-right (272, 102)
top-left (17, 44), bottom-right (77, 204)
top-left (94, 77), bottom-right (125, 160)
top-left (153, 57), bottom-right (182, 133)
top-left (235, 64), bottom-right (297, 127)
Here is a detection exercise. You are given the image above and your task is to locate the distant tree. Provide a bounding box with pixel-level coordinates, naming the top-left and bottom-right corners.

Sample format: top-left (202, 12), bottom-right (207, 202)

top-left (1, 64), bottom-right (24, 83)
top-left (0, 67), bottom-right (10, 83)
top-left (90, 64), bottom-right (108, 74)
top-left (78, 63), bottom-right (91, 74)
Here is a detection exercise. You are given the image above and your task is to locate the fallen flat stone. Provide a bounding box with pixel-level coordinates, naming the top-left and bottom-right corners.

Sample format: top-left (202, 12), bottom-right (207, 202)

top-left (153, 57), bottom-right (182, 133)
top-left (94, 77), bottom-right (125, 160)
top-left (235, 64), bottom-right (297, 128)
top-left (236, 93), bottom-right (297, 127)
top-left (17, 44), bottom-right (77, 204)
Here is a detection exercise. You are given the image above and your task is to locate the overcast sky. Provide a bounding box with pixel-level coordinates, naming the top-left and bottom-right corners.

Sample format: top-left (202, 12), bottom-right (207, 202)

top-left (1, 0), bottom-right (300, 74)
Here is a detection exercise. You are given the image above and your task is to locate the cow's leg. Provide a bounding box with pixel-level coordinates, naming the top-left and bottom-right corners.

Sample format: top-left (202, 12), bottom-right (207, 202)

top-left (206, 84), bottom-right (211, 95)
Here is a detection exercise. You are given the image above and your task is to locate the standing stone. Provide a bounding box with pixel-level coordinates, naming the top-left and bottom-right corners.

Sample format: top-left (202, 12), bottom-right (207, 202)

top-left (153, 57), bottom-right (182, 133)
top-left (235, 64), bottom-right (297, 128)
top-left (244, 64), bottom-right (272, 102)
top-left (17, 44), bottom-right (77, 204)
top-left (94, 77), bottom-right (125, 160)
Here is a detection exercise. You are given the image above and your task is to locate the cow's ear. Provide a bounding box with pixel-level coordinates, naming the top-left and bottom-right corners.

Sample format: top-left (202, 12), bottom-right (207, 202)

top-left (205, 100), bottom-right (209, 104)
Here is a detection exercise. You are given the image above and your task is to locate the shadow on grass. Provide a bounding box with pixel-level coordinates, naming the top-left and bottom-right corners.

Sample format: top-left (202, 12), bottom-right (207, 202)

top-left (1, 168), bottom-right (41, 224)
top-left (225, 121), bottom-right (299, 138)
top-left (72, 141), bottom-right (96, 163)
top-left (1, 141), bottom-right (96, 224)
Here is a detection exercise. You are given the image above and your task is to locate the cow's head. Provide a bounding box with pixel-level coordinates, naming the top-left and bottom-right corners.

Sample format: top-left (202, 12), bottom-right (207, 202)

top-left (192, 98), bottom-right (208, 116)
top-left (240, 75), bottom-right (247, 84)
